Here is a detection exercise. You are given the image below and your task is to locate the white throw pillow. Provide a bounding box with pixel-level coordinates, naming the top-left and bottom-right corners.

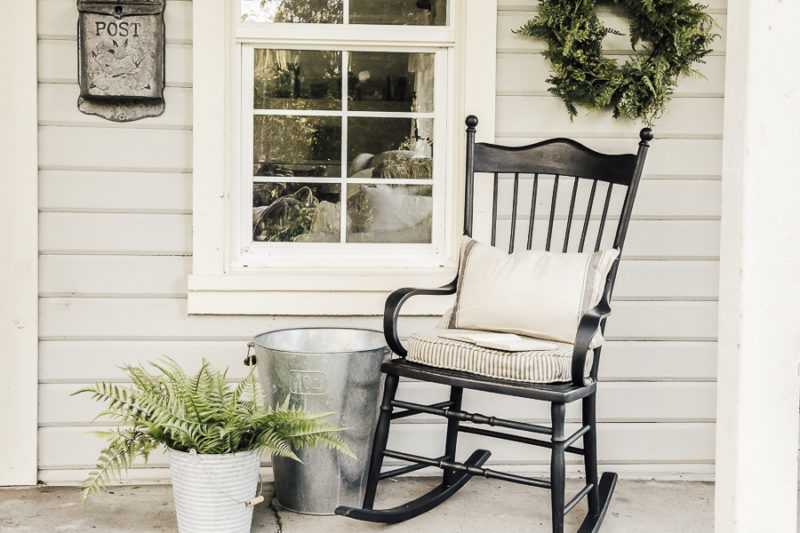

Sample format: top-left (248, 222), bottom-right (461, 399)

top-left (448, 238), bottom-right (619, 348)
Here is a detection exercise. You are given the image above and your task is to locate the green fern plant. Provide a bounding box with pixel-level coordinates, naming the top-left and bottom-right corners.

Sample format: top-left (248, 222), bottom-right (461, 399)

top-left (73, 357), bottom-right (353, 502)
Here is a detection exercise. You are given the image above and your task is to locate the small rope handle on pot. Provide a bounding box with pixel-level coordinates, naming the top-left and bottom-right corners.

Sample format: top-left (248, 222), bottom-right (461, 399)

top-left (192, 449), bottom-right (264, 508)
top-left (244, 341), bottom-right (257, 366)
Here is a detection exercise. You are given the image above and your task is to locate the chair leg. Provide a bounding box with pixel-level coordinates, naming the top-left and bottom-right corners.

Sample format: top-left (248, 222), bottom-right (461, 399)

top-left (362, 373), bottom-right (399, 510)
top-left (582, 394), bottom-right (600, 516)
top-left (443, 386), bottom-right (463, 486)
top-left (550, 402), bottom-right (566, 533)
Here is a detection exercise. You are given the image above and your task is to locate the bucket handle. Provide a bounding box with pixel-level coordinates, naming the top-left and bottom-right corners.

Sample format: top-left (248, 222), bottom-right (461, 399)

top-left (244, 341), bottom-right (257, 366)
top-left (192, 449), bottom-right (264, 508)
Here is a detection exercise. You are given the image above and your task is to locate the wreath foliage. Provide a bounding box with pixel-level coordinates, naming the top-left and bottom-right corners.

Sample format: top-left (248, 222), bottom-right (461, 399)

top-left (516, 0), bottom-right (717, 126)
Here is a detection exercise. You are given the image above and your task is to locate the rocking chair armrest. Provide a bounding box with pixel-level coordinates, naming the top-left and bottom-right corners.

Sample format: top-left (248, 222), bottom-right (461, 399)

top-left (571, 301), bottom-right (612, 387)
top-left (384, 278), bottom-right (458, 357)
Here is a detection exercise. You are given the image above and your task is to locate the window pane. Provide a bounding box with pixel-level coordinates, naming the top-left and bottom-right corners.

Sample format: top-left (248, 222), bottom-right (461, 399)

top-left (255, 50), bottom-right (342, 110)
top-left (348, 118), bottom-right (433, 178)
top-left (349, 0), bottom-right (447, 26)
top-left (254, 115), bottom-right (342, 177)
top-left (253, 182), bottom-right (340, 242)
top-left (349, 52), bottom-right (434, 113)
top-left (241, 0), bottom-right (343, 23)
top-left (347, 184), bottom-right (432, 243)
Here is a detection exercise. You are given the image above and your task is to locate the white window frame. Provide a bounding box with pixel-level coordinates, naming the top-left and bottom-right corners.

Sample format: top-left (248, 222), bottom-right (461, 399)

top-left (189, 0), bottom-right (497, 315)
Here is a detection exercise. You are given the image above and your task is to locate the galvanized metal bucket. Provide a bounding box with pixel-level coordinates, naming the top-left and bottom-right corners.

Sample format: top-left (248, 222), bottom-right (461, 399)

top-left (253, 328), bottom-right (389, 515)
top-left (170, 448), bottom-right (260, 533)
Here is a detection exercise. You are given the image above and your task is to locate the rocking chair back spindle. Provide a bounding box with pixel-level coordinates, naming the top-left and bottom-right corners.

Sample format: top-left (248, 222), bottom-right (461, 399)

top-left (337, 116), bottom-right (653, 533)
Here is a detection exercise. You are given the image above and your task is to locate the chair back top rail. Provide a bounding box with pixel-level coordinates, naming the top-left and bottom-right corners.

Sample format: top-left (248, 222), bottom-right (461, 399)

top-left (463, 115), bottom-right (652, 261)
top-left (472, 140), bottom-right (638, 185)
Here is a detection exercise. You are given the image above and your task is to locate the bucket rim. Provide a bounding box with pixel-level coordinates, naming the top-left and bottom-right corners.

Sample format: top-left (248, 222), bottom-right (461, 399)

top-left (253, 327), bottom-right (388, 356)
top-left (168, 448), bottom-right (260, 459)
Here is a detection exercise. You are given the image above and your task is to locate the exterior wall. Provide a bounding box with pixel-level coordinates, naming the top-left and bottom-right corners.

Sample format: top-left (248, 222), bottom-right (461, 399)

top-left (37, 0), bottom-right (724, 483)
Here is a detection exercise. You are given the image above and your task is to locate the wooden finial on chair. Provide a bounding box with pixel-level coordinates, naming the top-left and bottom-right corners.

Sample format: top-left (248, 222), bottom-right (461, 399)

top-left (639, 128), bottom-right (654, 145)
top-left (465, 115), bottom-right (479, 131)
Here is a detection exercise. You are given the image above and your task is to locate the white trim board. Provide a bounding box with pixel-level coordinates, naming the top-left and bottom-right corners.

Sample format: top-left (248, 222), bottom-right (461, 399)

top-left (0, 1), bottom-right (39, 485)
top-left (715, 0), bottom-right (800, 531)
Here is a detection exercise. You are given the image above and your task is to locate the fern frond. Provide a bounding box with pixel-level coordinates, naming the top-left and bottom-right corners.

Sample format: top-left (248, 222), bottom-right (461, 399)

top-left (148, 357), bottom-right (187, 387)
top-left (80, 425), bottom-right (155, 503)
top-left (73, 382), bottom-right (139, 416)
top-left (253, 427), bottom-right (299, 461)
top-left (255, 405), bottom-right (354, 459)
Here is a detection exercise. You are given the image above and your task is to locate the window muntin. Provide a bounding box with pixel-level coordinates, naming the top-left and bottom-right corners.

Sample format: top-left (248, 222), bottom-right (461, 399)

top-left (245, 46), bottom-right (442, 252)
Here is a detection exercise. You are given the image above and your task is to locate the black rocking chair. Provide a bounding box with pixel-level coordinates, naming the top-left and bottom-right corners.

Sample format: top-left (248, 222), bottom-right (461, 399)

top-left (336, 116), bottom-right (653, 532)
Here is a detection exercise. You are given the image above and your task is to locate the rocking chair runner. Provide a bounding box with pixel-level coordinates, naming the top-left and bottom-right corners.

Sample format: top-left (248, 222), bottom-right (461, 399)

top-left (336, 116), bottom-right (653, 532)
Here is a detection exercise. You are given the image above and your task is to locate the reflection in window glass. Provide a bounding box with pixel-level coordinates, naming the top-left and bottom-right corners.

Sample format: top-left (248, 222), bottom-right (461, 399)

top-left (347, 184), bottom-right (432, 243)
top-left (255, 50), bottom-right (341, 110)
top-left (241, 0), bottom-right (343, 23)
top-left (349, 0), bottom-right (447, 26)
top-left (348, 118), bottom-right (433, 178)
top-left (253, 115), bottom-right (341, 177)
top-left (349, 52), bottom-right (434, 113)
top-left (246, 43), bottom-right (439, 247)
top-left (253, 182), bottom-right (340, 242)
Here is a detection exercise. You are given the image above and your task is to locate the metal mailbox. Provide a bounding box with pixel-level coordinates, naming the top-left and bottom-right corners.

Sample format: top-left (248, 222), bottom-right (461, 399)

top-left (77, 0), bottom-right (166, 121)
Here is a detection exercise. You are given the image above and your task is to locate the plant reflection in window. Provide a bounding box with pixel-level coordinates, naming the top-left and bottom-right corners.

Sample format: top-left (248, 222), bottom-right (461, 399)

top-left (253, 115), bottom-right (342, 178)
top-left (253, 183), bottom-right (341, 242)
top-left (254, 49), bottom-right (341, 110)
top-left (241, 0), bottom-right (446, 26)
top-left (241, 0), bottom-right (343, 24)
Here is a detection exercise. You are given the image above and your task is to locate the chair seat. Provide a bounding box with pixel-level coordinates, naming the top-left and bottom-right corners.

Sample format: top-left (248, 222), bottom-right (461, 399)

top-left (407, 329), bottom-right (593, 384)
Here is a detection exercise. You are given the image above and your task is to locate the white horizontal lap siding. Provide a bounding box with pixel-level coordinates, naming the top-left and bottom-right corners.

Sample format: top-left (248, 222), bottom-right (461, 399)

top-left (36, 0), bottom-right (723, 482)
top-left (39, 256), bottom-right (718, 299)
top-left (38, 340), bottom-right (717, 383)
top-left (39, 127), bottom-right (192, 171)
top-left (39, 170), bottom-right (192, 214)
top-left (489, 0), bottom-right (726, 480)
top-left (39, 84), bottom-right (193, 130)
top-left (42, 381), bottom-right (716, 426)
top-left (38, 294), bottom-right (718, 338)
top-left (39, 212), bottom-right (719, 257)
top-left (497, 96), bottom-right (723, 138)
top-left (38, 423), bottom-right (715, 471)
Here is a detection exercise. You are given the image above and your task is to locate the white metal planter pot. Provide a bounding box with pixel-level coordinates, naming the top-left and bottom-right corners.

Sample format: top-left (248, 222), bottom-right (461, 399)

top-left (169, 448), bottom-right (261, 533)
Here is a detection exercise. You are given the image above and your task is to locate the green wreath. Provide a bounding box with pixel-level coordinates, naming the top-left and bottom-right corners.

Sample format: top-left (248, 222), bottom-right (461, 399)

top-left (516, 0), bottom-right (717, 126)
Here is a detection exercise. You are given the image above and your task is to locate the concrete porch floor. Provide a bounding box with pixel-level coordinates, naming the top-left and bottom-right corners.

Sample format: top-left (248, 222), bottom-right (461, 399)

top-left (0, 478), bottom-right (714, 532)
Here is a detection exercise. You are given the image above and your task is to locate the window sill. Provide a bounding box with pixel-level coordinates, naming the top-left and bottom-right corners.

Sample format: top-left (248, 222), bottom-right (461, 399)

top-left (187, 266), bottom-right (456, 315)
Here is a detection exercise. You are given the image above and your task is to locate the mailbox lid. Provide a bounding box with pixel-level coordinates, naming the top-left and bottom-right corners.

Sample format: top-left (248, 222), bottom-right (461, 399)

top-left (78, 0), bottom-right (165, 16)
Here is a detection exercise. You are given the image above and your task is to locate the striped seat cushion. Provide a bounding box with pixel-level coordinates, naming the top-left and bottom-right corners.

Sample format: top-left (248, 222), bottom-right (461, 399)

top-left (406, 329), bottom-right (593, 384)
